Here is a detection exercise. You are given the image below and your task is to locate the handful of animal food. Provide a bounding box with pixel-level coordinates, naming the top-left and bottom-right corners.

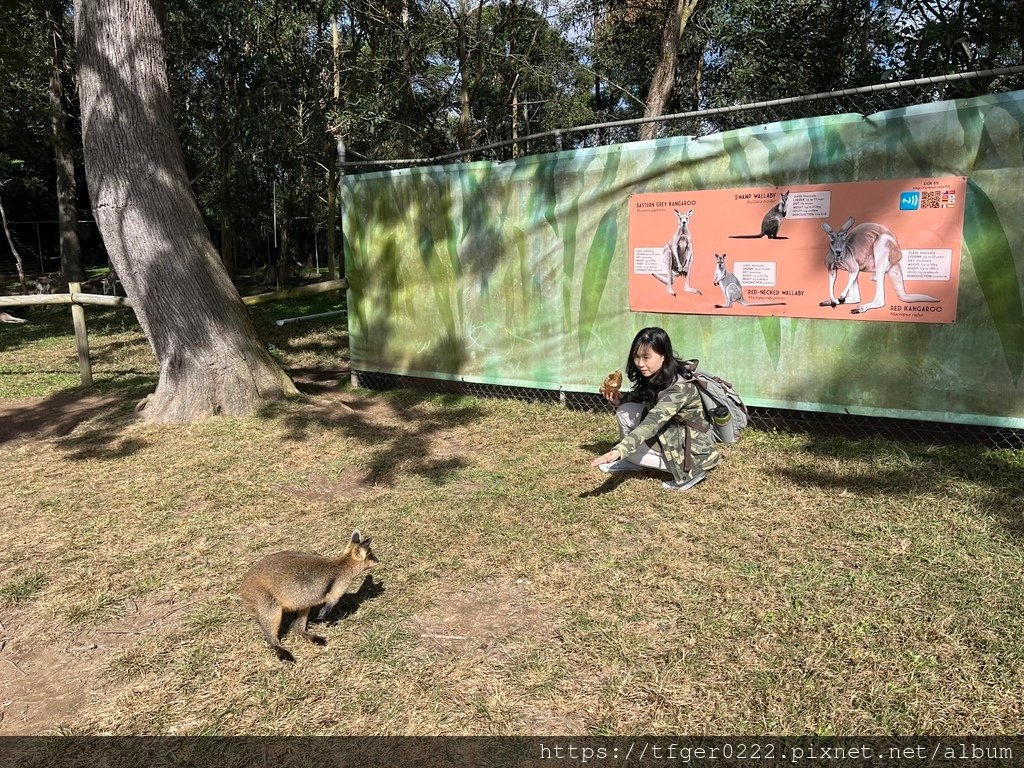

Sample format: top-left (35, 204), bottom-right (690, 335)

top-left (600, 370), bottom-right (623, 398)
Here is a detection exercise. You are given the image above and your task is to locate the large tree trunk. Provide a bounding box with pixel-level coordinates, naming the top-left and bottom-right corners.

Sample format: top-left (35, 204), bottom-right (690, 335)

top-left (639, 0), bottom-right (702, 141)
top-left (48, 0), bottom-right (83, 285)
top-left (74, 0), bottom-right (298, 422)
top-left (325, 17), bottom-right (340, 282)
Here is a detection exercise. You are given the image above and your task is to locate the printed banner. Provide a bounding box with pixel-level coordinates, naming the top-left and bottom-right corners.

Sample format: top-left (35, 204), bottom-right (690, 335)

top-left (628, 177), bottom-right (966, 323)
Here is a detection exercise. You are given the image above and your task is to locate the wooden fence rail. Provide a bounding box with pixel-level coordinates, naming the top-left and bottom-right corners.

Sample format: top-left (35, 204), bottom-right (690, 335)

top-left (0, 278), bottom-right (348, 386)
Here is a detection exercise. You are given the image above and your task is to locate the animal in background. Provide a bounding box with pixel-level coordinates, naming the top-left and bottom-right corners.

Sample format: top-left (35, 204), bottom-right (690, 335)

top-left (653, 208), bottom-right (701, 296)
top-left (712, 254), bottom-right (786, 309)
top-left (730, 191), bottom-right (789, 239)
top-left (1, 311), bottom-right (27, 323)
top-left (239, 529), bottom-right (379, 663)
top-left (819, 217), bottom-right (938, 314)
top-left (101, 268), bottom-right (121, 296)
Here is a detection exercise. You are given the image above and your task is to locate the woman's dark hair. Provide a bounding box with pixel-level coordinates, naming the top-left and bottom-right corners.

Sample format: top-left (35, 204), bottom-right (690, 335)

top-left (626, 327), bottom-right (684, 402)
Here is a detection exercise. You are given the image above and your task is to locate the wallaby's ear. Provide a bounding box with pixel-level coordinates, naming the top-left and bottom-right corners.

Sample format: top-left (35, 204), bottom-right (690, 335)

top-left (351, 529), bottom-right (362, 544)
top-left (822, 221), bottom-right (834, 235)
top-left (360, 537), bottom-right (373, 548)
top-left (840, 216), bottom-right (855, 232)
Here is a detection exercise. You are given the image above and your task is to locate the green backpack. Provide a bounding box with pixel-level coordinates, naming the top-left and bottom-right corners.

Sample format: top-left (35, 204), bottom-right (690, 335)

top-left (680, 360), bottom-right (749, 443)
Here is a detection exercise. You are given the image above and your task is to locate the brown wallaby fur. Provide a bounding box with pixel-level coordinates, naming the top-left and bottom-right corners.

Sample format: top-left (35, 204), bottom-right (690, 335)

top-left (239, 529), bottom-right (379, 663)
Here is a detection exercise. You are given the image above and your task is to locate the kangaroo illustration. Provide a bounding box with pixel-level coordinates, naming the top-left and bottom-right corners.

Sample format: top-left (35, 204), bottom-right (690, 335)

top-left (239, 529), bottom-right (379, 663)
top-left (819, 217), bottom-right (938, 314)
top-left (653, 208), bottom-right (700, 296)
top-left (713, 254), bottom-right (786, 309)
top-left (731, 191), bottom-right (789, 239)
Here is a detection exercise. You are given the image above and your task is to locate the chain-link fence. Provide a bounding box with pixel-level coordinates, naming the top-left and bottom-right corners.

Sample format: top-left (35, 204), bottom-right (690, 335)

top-left (345, 68), bottom-right (1024, 450)
top-left (341, 67), bottom-right (1024, 170)
top-left (351, 370), bottom-right (1024, 450)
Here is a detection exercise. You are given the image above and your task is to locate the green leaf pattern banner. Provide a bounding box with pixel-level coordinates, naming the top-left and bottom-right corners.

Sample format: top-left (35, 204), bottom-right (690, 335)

top-left (342, 91), bottom-right (1024, 428)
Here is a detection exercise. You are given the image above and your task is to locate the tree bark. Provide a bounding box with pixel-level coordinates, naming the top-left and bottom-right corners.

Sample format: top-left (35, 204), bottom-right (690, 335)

top-left (48, 0), bottom-right (84, 285)
top-left (325, 17), bottom-right (341, 282)
top-left (0, 193), bottom-right (27, 293)
top-left (74, 0), bottom-right (298, 422)
top-left (639, 0), bottom-right (702, 141)
top-left (456, 0), bottom-right (472, 151)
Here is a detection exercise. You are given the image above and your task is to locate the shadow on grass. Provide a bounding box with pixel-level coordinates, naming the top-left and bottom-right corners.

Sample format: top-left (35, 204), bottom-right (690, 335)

top-left (313, 573), bottom-right (386, 625)
top-left (0, 307), bottom-right (73, 355)
top-left (776, 435), bottom-right (1024, 537)
top-left (0, 375), bottom-right (156, 459)
top-left (258, 387), bottom-right (483, 489)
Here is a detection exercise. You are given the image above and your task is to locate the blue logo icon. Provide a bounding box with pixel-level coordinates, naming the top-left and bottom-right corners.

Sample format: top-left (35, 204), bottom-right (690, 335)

top-left (899, 192), bottom-right (920, 210)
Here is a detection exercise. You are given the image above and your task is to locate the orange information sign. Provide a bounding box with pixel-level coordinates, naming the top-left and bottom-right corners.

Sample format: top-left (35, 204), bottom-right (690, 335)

top-left (627, 177), bottom-right (966, 323)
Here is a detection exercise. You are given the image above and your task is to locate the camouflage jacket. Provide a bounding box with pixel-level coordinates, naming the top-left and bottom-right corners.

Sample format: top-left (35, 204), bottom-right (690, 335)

top-left (614, 375), bottom-right (716, 482)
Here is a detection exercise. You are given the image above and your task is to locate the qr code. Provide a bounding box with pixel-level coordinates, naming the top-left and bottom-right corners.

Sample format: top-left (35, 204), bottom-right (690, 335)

top-left (921, 190), bottom-right (956, 208)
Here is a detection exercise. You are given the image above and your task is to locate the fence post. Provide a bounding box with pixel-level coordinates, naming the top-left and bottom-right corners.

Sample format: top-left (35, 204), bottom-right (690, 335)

top-left (67, 282), bottom-right (93, 386)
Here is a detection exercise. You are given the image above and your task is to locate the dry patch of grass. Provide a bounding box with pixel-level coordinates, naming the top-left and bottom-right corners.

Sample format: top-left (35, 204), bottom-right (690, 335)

top-left (1, 306), bottom-right (1023, 735)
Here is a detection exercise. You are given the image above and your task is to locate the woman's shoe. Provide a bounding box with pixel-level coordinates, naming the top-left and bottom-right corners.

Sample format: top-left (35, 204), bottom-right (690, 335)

top-left (598, 459), bottom-right (644, 473)
top-left (662, 470), bottom-right (707, 491)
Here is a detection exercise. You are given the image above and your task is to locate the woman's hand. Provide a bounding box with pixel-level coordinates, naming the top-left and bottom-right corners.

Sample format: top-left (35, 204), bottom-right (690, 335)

top-left (590, 449), bottom-right (621, 468)
top-left (602, 389), bottom-right (622, 406)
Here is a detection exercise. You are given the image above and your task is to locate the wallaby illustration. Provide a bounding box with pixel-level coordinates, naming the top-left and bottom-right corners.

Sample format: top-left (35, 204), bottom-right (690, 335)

top-left (730, 191), bottom-right (789, 239)
top-left (239, 529), bottom-right (379, 663)
top-left (713, 254), bottom-right (786, 309)
top-left (819, 217), bottom-right (938, 314)
top-left (653, 208), bottom-right (701, 296)
top-left (0, 311), bottom-right (27, 323)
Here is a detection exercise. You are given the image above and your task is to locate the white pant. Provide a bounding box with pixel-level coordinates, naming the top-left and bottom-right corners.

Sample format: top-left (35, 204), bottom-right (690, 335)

top-left (616, 402), bottom-right (669, 471)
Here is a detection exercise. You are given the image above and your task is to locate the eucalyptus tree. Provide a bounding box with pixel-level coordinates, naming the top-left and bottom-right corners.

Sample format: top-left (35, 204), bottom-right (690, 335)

top-left (47, 0), bottom-right (82, 284)
top-left (0, 0), bottom-right (58, 277)
top-left (886, 0), bottom-right (1023, 81)
top-left (75, 0), bottom-right (298, 421)
top-left (562, 0), bottom-right (712, 140)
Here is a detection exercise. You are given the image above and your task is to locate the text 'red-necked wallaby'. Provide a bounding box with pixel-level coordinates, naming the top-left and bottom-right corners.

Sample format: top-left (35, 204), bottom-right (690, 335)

top-left (240, 529), bottom-right (379, 663)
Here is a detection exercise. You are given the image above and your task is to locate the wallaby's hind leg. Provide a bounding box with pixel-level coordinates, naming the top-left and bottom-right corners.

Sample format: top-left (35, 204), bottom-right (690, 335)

top-left (247, 592), bottom-right (295, 662)
top-left (294, 607), bottom-right (327, 647)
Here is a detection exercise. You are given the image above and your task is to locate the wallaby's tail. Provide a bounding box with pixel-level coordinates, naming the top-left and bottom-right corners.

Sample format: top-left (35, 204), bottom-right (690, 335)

top-left (889, 266), bottom-right (938, 303)
top-left (729, 234), bottom-right (766, 239)
top-left (746, 301), bottom-right (787, 307)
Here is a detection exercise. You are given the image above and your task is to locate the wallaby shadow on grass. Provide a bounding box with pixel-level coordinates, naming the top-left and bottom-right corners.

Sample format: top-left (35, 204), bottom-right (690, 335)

top-left (311, 573), bottom-right (386, 625)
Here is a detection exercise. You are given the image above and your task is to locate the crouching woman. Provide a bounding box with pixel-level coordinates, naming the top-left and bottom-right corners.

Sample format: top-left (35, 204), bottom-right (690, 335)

top-left (589, 327), bottom-right (720, 491)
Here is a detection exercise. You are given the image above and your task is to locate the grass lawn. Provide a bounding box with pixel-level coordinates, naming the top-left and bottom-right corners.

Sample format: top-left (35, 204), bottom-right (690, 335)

top-left (0, 295), bottom-right (1022, 735)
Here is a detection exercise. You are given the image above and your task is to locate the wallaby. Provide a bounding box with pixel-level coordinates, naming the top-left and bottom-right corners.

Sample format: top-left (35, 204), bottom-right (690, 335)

top-left (653, 208), bottom-right (701, 296)
top-left (730, 191), bottom-right (789, 239)
top-left (713, 254), bottom-right (786, 309)
top-left (0, 311), bottom-right (27, 323)
top-left (239, 529), bottom-right (379, 663)
top-left (101, 268), bottom-right (121, 296)
top-left (819, 217), bottom-right (938, 314)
